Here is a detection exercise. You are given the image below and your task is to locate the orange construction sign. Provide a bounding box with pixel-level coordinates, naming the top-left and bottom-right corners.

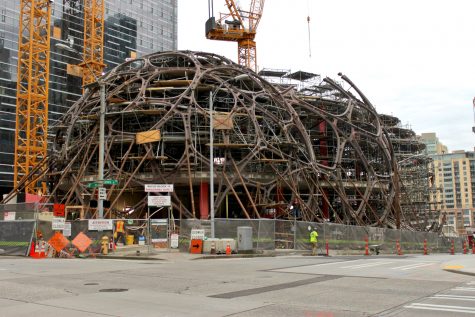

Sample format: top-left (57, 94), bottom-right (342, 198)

top-left (72, 232), bottom-right (92, 253)
top-left (48, 232), bottom-right (69, 252)
top-left (190, 239), bottom-right (203, 254)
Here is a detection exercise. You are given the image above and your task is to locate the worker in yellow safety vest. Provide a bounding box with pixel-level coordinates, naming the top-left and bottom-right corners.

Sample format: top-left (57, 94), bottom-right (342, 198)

top-left (310, 228), bottom-right (318, 256)
top-left (115, 218), bottom-right (126, 245)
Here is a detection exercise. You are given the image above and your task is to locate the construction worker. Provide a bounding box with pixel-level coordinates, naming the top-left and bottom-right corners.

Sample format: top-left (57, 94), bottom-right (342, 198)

top-left (115, 218), bottom-right (126, 245)
top-left (310, 227), bottom-right (318, 256)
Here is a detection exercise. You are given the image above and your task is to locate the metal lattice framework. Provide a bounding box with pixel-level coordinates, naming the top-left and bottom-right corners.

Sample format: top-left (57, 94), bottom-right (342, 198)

top-left (14, 0), bottom-right (52, 194)
top-left (33, 50), bottom-right (408, 227)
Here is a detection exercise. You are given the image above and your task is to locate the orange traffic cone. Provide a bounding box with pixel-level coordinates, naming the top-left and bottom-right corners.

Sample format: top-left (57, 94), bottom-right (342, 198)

top-left (29, 242), bottom-right (36, 257)
top-left (225, 242), bottom-right (231, 256)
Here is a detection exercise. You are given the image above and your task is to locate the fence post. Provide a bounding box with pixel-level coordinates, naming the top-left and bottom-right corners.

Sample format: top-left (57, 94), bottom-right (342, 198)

top-left (424, 239), bottom-right (427, 255)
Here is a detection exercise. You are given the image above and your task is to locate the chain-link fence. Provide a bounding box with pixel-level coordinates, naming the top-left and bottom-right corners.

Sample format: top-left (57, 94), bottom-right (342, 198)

top-left (0, 202), bottom-right (468, 256)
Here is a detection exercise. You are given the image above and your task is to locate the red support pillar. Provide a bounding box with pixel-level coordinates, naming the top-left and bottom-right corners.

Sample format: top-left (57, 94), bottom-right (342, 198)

top-left (200, 182), bottom-right (209, 220)
top-left (451, 240), bottom-right (455, 255)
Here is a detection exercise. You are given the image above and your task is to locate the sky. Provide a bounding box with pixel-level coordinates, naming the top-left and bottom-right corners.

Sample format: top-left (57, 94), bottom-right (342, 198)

top-left (177, 0), bottom-right (475, 152)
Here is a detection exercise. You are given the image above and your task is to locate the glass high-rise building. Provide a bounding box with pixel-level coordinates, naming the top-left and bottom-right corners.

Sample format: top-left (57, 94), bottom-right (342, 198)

top-left (0, 0), bottom-right (178, 194)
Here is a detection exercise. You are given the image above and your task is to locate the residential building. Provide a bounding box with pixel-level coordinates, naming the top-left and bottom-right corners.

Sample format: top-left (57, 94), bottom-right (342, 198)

top-left (422, 133), bottom-right (475, 234)
top-left (0, 0), bottom-right (177, 194)
top-left (420, 132), bottom-right (448, 155)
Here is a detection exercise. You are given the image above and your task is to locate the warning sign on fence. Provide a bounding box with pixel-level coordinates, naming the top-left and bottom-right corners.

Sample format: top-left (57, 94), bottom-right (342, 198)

top-left (48, 232), bottom-right (69, 252)
top-left (88, 219), bottom-right (113, 231)
top-left (72, 232), bottom-right (92, 253)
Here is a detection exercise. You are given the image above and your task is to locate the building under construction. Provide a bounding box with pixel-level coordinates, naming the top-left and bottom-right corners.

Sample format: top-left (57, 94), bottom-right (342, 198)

top-left (3, 50), bottom-right (440, 230)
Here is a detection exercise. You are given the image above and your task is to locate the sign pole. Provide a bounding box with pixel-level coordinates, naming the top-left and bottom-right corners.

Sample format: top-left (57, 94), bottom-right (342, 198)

top-left (147, 192), bottom-right (151, 255)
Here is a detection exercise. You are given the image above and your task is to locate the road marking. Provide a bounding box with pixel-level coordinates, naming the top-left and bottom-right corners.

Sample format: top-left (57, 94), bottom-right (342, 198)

top-left (391, 262), bottom-right (433, 271)
top-left (341, 261), bottom-right (393, 269)
top-left (444, 265), bottom-right (464, 270)
top-left (454, 287), bottom-right (475, 292)
top-left (405, 303), bottom-right (475, 314)
top-left (431, 294), bottom-right (475, 301)
top-left (301, 259), bottom-right (361, 267)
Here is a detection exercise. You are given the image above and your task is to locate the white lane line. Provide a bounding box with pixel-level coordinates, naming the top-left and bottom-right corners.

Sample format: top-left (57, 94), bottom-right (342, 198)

top-left (431, 294), bottom-right (475, 301)
top-left (341, 261), bottom-right (393, 269)
top-left (391, 263), bottom-right (434, 271)
top-left (272, 259), bottom-right (362, 272)
top-left (455, 287), bottom-right (475, 292)
top-left (405, 303), bottom-right (475, 314)
top-left (303, 259), bottom-right (361, 267)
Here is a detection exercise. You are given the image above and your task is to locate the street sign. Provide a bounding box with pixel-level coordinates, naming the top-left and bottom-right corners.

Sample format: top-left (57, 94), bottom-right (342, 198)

top-left (103, 179), bottom-right (118, 185)
top-left (148, 195), bottom-right (171, 207)
top-left (98, 187), bottom-right (107, 200)
top-left (88, 182), bottom-right (100, 189)
top-left (145, 184), bottom-right (174, 193)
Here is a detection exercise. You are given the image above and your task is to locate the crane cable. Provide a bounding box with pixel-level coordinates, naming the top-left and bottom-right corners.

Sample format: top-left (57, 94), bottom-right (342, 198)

top-left (307, 0), bottom-right (311, 58)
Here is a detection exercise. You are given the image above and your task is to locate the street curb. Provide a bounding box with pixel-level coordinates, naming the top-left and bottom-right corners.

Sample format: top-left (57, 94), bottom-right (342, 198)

top-left (193, 253), bottom-right (276, 260)
top-left (95, 255), bottom-right (165, 261)
top-left (443, 269), bottom-right (475, 277)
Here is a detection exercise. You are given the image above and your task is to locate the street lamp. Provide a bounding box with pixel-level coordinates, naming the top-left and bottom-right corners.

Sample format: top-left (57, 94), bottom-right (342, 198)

top-left (56, 42), bottom-right (106, 219)
top-left (209, 73), bottom-right (249, 238)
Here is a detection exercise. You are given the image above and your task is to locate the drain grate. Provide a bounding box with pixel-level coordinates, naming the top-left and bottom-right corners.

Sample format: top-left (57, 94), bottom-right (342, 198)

top-left (99, 288), bottom-right (128, 293)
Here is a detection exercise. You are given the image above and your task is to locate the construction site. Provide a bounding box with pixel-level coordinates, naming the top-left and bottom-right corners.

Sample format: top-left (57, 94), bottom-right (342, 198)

top-left (0, 0), bottom-right (448, 258)
top-left (3, 49), bottom-right (439, 229)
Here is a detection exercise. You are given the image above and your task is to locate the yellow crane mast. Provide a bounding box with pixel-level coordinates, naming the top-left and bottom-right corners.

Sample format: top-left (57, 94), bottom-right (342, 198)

top-left (206, 0), bottom-right (265, 72)
top-left (14, 0), bottom-right (52, 195)
top-left (82, 0), bottom-right (105, 86)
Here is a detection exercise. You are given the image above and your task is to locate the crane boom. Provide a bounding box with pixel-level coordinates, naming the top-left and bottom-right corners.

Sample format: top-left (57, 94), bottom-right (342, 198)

top-left (206, 0), bottom-right (265, 71)
top-left (14, 0), bottom-right (52, 194)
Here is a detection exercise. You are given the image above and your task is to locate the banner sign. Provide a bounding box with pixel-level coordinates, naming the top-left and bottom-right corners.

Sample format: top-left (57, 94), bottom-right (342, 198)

top-left (63, 222), bottom-right (72, 237)
top-left (145, 184), bottom-right (174, 193)
top-left (52, 217), bottom-right (66, 230)
top-left (88, 219), bottom-right (113, 231)
top-left (3, 212), bottom-right (15, 221)
top-left (148, 195), bottom-right (171, 207)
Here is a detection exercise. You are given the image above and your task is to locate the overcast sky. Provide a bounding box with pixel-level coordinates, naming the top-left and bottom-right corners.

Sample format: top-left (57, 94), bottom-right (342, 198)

top-left (177, 0), bottom-right (475, 152)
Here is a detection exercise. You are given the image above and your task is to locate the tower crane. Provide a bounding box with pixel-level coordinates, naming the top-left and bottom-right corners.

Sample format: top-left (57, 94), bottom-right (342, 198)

top-left (14, 0), bottom-right (105, 196)
top-left (205, 0), bottom-right (265, 72)
top-left (14, 0), bottom-right (52, 195)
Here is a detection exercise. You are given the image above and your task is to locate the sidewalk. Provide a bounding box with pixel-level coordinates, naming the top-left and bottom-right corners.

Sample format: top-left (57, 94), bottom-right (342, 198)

top-left (95, 245), bottom-right (308, 261)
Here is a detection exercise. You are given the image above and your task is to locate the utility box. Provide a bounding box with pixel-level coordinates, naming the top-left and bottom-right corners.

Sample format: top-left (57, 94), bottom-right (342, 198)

top-left (237, 226), bottom-right (253, 251)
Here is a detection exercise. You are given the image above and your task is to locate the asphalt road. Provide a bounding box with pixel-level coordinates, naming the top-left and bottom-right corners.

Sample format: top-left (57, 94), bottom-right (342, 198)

top-left (0, 254), bottom-right (474, 316)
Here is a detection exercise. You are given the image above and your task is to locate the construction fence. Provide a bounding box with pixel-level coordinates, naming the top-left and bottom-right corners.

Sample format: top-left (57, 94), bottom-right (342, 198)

top-left (0, 203), bottom-right (468, 256)
top-left (177, 219), bottom-right (467, 255)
